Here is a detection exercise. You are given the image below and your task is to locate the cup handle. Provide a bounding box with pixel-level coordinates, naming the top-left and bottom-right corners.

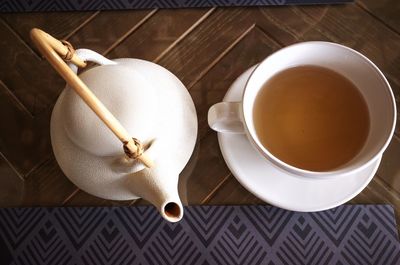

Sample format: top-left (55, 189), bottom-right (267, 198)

top-left (208, 102), bottom-right (245, 134)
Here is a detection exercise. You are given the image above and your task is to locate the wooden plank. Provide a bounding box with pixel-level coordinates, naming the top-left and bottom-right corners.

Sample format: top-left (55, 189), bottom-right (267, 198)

top-left (156, 6), bottom-right (323, 91)
top-left (256, 6), bottom-right (316, 45)
top-left (1, 11), bottom-right (97, 51)
top-left (107, 8), bottom-right (211, 61)
top-left (377, 135), bottom-right (400, 195)
top-left (22, 156), bottom-right (76, 206)
top-left (0, 80), bottom-right (32, 119)
top-left (206, 175), bottom-right (264, 205)
top-left (0, 10), bottom-right (156, 115)
top-left (351, 177), bottom-right (400, 209)
top-left (157, 8), bottom-right (256, 87)
top-left (178, 132), bottom-right (230, 204)
top-left (0, 154), bottom-right (24, 207)
top-left (189, 26), bottom-right (281, 140)
top-left (0, 20), bottom-right (61, 114)
top-left (0, 80), bottom-right (51, 176)
top-left (357, 0), bottom-right (400, 34)
top-left (64, 189), bottom-right (134, 206)
top-left (67, 9), bottom-right (155, 54)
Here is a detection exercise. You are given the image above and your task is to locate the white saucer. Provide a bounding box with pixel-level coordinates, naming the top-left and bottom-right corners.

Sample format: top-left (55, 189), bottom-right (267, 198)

top-left (218, 66), bottom-right (382, 212)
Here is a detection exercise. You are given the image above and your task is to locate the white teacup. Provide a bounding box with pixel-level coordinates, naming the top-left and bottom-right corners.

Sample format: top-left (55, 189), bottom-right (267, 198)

top-left (208, 42), bottom-right (396, 178)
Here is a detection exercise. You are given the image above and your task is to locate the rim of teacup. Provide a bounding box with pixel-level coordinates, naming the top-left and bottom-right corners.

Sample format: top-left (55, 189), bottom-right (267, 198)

top-left (241, 41), bottom-right (397, 179)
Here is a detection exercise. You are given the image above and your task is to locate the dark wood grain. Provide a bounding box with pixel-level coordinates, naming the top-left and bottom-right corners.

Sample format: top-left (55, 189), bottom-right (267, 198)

top-left (1, 11), bottom-right (96, 49)
top-left (357, 0), bottom-right (400, 34)
top-left (157, 8), bottom-right (256, 88)
top-left (0, 19), bottom-right (53, 114)
top-left (0, 78), bottom-right (51, 176)
top-left (0, 154), bottom-right (24, 207)
top-left (0, 2), bottom-right (399, 229)
top-left (64, 189), bottom-right (134, 206)
top-left (177, 132), bottom-right (231, 204)
top-left (22, 156), bottom-right (76, 206)
top-left (206, 175), bottom-right (263, 205)
top-left (107, 8), bottom-right (212, 61)
top-left (377, 136), bottom-right (400, 195)
top-left (189, 26), bottom-right (281, 139)
top-left (67, 10), bottom-right (156, 54)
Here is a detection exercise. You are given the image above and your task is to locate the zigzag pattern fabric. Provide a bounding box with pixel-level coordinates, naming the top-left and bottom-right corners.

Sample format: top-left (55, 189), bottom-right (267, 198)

top-left (0, 0), bottom-right (351, 12)
top-left (0, 205), bottom-right (399, 264)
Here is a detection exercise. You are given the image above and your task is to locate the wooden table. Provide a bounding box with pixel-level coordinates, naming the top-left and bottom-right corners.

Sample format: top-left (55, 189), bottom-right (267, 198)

top-left (0, 1), bottom-right (399, 226)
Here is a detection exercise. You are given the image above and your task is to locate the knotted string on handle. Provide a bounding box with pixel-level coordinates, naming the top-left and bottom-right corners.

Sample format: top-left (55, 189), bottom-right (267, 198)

top-left (30, 28), bottom-right (154, 168)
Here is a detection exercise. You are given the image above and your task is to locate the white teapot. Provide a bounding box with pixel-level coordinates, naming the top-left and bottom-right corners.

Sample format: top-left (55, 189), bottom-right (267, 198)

top-left (31, 29), bottom-right (197, 222)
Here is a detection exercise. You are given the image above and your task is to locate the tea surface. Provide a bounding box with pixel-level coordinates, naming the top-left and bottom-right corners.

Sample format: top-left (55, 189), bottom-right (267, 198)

top-left (253, 65), bottom-right (370, 171)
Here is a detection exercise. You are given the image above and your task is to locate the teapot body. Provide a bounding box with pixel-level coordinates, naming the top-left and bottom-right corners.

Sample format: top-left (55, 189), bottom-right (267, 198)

top-left (51, 55), bottom-right (197, 221)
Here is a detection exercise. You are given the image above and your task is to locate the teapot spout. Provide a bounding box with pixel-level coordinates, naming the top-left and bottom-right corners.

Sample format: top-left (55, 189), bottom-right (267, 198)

top-left (125, 165), bottom-right (183, 222)
top-left (161, 201), bottom-right (183, 222)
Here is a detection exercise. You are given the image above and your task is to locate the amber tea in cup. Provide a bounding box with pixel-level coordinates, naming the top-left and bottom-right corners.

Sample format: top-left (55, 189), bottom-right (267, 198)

top-left (209, 42), bottom-right (396, 178)
top-left (253, 65), bottom-right (370, 171)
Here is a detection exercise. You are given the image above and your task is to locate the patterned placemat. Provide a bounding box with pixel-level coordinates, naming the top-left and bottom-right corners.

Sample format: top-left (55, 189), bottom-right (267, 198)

top-left (0, 205), bottom-right (399, 264)
top-left (1, 0), bottom-right (352, 13)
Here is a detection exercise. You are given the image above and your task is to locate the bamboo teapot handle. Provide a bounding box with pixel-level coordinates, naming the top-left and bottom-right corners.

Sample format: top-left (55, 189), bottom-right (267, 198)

top-left (30, 28), bottom-right (154, 168)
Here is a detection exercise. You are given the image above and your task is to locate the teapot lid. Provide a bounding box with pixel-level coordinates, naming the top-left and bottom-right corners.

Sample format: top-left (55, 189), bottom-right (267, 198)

top-left (60, 63), bottom-right (158, 156)
top-left (51, 58), bottom-right (197, 202)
